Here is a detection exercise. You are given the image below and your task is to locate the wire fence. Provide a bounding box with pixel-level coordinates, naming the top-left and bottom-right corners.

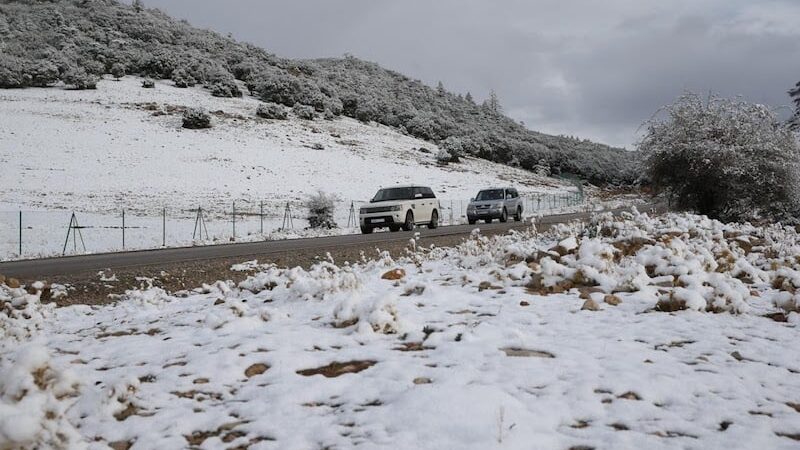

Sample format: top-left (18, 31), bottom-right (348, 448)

top-left (1, 192), bottom-right (584, 260)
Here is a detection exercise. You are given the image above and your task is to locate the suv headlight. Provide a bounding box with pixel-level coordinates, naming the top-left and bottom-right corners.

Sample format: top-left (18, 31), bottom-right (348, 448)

top-left (391, 205), bottom-right (403, 211)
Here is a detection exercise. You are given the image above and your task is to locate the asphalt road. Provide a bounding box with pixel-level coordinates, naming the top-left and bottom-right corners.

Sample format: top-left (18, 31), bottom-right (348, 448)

top-left (0, 206), bottom-right (654, 279)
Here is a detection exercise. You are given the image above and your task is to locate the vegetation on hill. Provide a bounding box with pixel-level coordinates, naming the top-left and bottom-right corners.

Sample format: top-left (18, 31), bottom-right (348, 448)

top-left (0, 0), bottom-right (638, 183)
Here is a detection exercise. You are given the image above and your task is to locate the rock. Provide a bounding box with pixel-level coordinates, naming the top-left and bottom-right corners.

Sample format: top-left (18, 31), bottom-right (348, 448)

top-left (581, 299), bottom-right (599, 311)
top-left (478, 281), bottom-right (501, 291)
top-left (655, 294), bottom-right (687, 312)
top-left (617, 391), bottom-right (641, 400)
top-left (413, 377), bottom-right (432, 385)
top-left (554, 236), bottom-right (578, 256)
top-left (0, 274), bottom-right (5, 284)
top-left (604, 294), bottom-right (622, 306)
top-left (519, 301), bottom-right (530, 306)
top-left (501, 347), bottom-right (555, 358)
top-left (244, 363), bottom-right (269, 378)
top-left (381, 268), bottom-right (406, 280)
top-left (6, 277), bottom-right (20, 289)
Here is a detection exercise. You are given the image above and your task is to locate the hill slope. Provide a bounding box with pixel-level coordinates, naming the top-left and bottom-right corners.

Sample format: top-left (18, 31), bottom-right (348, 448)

top-left (0, 76), bottom-right (581, 258)
top-left (0, 0), bottom-right (638, 184)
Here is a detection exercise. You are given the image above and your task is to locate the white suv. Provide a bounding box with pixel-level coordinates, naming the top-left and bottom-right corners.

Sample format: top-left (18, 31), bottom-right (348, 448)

top-left (359, 185), bottom-right (440, 234)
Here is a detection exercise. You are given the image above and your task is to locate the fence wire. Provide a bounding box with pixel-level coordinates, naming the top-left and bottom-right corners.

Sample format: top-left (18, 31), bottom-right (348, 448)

top-left (1, 192), bottom-right (584, 260)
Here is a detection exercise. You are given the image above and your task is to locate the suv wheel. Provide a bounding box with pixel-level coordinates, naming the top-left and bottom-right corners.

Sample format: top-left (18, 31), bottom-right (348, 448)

top-left (428, 210), bottom-right (439, 229)
top-left (389, 225), bottom-right (401, 232)
top-left (499, 208), bottom-right (508, 223)
top-left (514, 206), bottom-right (522, 222)
top-left (360, 225), bottom-right (373, 234)
top-left (402, 211), bottom-right (415, 231)
top-left (468, 218), bottom-right (477, 225)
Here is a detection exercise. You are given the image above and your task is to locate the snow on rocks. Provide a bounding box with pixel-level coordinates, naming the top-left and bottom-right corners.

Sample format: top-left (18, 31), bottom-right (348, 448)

top-left (2, 212), bottom-right (800, 448)
top-left (0, 344), bottom-right (84, 450)
top-left (1, 282), bottom-right (53, 343)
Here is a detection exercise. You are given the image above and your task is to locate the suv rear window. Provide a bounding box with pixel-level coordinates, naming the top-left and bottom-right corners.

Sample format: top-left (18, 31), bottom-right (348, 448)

top-left (475, 189), bottom-right (504, 201)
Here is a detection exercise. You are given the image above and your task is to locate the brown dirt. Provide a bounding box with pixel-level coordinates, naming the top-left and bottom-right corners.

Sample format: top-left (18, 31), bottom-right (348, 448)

top-left (35, 232), bottom-right (493, 307)
top-left (296, 360), bottom-right (376, 378)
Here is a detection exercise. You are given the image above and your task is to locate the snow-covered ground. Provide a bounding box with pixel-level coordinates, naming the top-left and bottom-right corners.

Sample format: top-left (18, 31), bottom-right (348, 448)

top-left (2, 211), bottom-right (799, 449)
top-left (0, 77), bottom-right (585, 259)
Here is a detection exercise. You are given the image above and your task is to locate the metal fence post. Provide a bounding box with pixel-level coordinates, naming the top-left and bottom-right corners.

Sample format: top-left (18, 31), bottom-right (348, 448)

top-left (260, 200), bottom-right (264, 235)
top-left (122, 209), bottom-right (126, 250)
top-left (162, 207), bottom-right (166, 247)
top-left (232, 201), bottom-right (236, 241)
top-left (18, 211), bottom-right (22, 256)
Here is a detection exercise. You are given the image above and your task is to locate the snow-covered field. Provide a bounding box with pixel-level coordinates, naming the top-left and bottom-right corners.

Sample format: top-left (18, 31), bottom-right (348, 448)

top-left (3, 211), bottom-right (800, 449)
top-left (0, 77), bottom-right (582, 259)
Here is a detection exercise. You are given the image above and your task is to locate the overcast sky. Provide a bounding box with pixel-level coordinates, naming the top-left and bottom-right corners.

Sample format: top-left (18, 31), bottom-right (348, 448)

top-left (141, 0), bottom-right (800, 148)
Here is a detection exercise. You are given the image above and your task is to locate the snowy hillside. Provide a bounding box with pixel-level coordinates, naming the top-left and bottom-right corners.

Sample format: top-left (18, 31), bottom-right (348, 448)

top-left (0, 77), bottom-right (579, 258)
top-left (2, 211), bottom-right (799, 449)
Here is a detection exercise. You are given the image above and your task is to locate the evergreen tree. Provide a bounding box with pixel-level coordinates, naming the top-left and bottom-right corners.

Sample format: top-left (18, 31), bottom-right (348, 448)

top-left (483, 90), bottom-right (501, 114)
top-left (436, 81), bottom-right (445, 96)
top-left (790, 81), bottom-right (800, 130)
top-left (465, 91), bottom-right (474, 104)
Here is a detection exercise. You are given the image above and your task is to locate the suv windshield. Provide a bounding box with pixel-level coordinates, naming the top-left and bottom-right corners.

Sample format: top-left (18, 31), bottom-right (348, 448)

top-left (372, 187), bottom-right (414, 202)
top-left (475, 189), bottom-right (504, 201)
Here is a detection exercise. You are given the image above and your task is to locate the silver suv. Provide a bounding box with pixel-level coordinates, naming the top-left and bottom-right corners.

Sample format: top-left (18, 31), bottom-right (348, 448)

top-left (359, 185), bottom-right (440, 234)
top-left (467, 187), bottom-right (523, 224)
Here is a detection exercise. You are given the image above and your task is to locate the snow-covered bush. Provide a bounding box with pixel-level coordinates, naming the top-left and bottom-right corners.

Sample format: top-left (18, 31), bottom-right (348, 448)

top-left (640, 93), bottom-right (800, 222)
top-left (62, 67), bottom-right (98, 90)
top-left (255, 103), bottom-right (287, 120)
top-left (532, 159), bottom-right (551, 177)
top-left (306, 191), bottom-right (337, 229)
top-left (207, 72), bottom-right (242, 98)
top-left (182, 108), bottom-right (212, 129)
top-left (171, 68), bottom-right (195, 88)
top-left (440, 136), bottom-right (463, 163)
top-left (109, 62), bottom-right (126, 80)
top-left (141, 78), bottom-right (155, 88)
top-left (435, 148), bottom-right (452, 165)
top-left (293, 103), bottom-right (316, 120)
top-left (0, 55), bottom-right (25, 88)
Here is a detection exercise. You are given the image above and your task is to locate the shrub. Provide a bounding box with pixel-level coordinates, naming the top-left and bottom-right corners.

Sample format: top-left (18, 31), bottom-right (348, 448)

top-left (182, 108), bottom-right (212, 129)
top-left (435, 149), bottom-right (452, 165)
top-left (62, 67), bottom-right (98, 90)
top-left (27, 60), bottom-right (59, 87)
top-left (293, 103), bottom-right (315, 120)
top-left (110, 62), bottom-right (126, 79)
top-left (440, 136), bottom-right (463, 163)
top-left (255, 103), bottom-right (287, 120)
top-left (171, 68), bottom-right (195, 88)
top-left (141, 78), bottom-right (155, 88)
top-left (206, 71), bottom-right (242, 97)
top-left (306, 191), bottom-right (337, 229)
top-left (640, 93), bottom-right (800, 222)
top-left (0, 55), bottom-right (25, 88)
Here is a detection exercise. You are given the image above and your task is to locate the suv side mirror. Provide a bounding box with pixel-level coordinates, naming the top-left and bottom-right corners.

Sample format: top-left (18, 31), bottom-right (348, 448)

top-left (470, 198), bottom-right (475, 202)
